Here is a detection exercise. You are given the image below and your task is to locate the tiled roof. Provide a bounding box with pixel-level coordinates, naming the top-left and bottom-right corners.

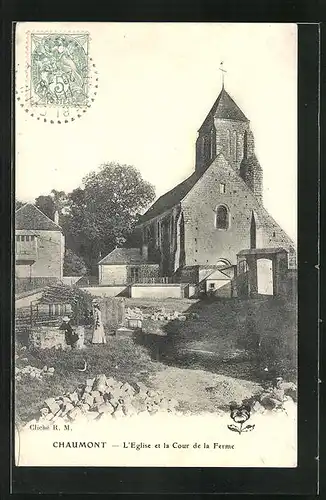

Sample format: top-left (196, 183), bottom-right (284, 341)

top-left (199, 87), bottom-right (248, 130)
top-left (98, 248), bottom-right (148, 265)
top-left (15, 203), bottom-right (62, 231)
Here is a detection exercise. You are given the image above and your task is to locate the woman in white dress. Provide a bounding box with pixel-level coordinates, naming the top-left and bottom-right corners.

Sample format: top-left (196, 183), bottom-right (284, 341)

top-left (92, 301), bottom-right (106, 344)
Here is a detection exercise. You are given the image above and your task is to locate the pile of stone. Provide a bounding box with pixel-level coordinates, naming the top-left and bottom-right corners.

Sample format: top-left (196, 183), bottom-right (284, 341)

top-left (27, 374), bottom-right (179, 426)
top-left (125, 307), bottom-right (144, 320)
top-left (251, 378), bottom-right (297, 413)
top-left (15, 365), bottom-right (55, 382)
top-left (125, 306), bottom-right (200, 323)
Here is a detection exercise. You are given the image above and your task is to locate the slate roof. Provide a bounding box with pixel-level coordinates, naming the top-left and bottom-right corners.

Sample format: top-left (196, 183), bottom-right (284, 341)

top-left (15, 203), bottom-right (62, 231)
top-left (199, 87), bottom-right (248, 131)
top-left (98, 248), bottom-right (149, 265)
top-left (138, 170), bottom-right (202, 224)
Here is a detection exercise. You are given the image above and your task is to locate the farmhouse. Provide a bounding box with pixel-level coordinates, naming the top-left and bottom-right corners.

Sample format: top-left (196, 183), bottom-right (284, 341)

top-left (15, 203), bottom-right (65, 283)
top-left (98, 247), bottom-right (159, 286)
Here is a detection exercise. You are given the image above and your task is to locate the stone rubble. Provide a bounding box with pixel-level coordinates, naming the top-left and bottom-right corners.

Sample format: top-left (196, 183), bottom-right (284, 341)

top-left (251, 380), bottom-right (297, 412)
top-left (26, 374), bottom-right (180, 427)
top-left (125, 307), bottom-right (199, 323)
top-left (15, 364), bottom-right (55, 382)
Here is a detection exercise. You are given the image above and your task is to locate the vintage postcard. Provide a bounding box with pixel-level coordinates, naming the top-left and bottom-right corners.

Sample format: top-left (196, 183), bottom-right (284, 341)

top-left (14, 22), bottom-right (297, 468)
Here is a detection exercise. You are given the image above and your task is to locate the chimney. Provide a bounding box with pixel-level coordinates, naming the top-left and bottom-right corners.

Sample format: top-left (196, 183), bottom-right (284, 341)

top-left (54, 210), bottom-right (59, 225)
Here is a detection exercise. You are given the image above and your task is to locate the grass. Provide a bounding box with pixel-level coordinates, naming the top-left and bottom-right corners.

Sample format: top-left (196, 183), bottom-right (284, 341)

top-left (15, 329), bottom-right (164, 426)
top-left (160, 296), bottom-right (297, 381)
top-left (133, 296), bottom-right (297, 383)
top-left (15, 296), bottom-right (297, 424)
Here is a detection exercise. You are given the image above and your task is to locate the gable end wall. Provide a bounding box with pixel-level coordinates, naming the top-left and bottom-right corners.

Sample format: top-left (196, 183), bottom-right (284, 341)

top-left (181, 156), bottom-right (294, 267)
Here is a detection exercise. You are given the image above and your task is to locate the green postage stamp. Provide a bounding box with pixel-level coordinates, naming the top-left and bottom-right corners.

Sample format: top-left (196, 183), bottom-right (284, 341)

top-left (16, 30), bottom-right (98, 123)
top-left (30, 33), bottom-right (89, 107)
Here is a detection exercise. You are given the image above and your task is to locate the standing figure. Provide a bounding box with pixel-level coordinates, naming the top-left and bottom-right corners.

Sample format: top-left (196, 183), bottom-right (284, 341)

top-left (59, 316), bottom-right (78, 349)
top-left (92, 300), bottom-right (106, 344)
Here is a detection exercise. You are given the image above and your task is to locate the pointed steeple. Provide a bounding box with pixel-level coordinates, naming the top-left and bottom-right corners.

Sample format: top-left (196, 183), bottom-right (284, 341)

top-left (199, 87), bottom-right (248, 132)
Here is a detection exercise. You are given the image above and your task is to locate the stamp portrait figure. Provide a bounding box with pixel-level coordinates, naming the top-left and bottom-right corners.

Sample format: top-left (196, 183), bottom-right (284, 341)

top-left (30, 33), bottom-right (89, 107)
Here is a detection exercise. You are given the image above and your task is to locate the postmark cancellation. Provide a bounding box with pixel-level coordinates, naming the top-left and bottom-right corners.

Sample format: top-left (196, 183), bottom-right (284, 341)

top-left (30, 33), bottom-right (89, 107)
top-left (16, 30), bottom-right (98, 123)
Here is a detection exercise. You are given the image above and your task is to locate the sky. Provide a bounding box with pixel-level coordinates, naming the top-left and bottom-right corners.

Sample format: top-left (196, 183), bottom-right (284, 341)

top-left (15, 22), bottom-right (297, 241)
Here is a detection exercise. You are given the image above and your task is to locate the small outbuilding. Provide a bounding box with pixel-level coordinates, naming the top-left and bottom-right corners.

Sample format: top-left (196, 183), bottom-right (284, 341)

top-left (98, 248), bottom-right (160, 286)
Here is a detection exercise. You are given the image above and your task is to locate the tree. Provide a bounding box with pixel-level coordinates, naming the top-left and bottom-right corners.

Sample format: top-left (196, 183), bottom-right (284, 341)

top-left (66, 163), bottom-right (155, 270)
top-left (35, 189), bottom-right (68, 221)
top-left (15, 200), bottom-right (25, 211)
top-left (63, 248), bottom-right (87, 276)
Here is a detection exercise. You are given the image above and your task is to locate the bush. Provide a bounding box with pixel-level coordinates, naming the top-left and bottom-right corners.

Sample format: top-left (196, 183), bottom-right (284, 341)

top-left (63, 249), bottom-right (87, 276)
top-left (40, 283), bottom-right (93, 326)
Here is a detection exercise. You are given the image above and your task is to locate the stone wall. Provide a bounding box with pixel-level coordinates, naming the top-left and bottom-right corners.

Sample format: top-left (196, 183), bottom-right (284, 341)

top-left (196, 118), bottom-right (254, 174)
top-left (80, 286), bottom-right (128, 297)
top-left (99, 264), bottom-right (160, 285)
top-left (15, 229), bottom-right (64, 279)
top-left (131, 284), bottom-right (184, 299)
top-left (29, 326), bottom-right (66, 349)
top-left (99, 264), bottom-right (127, 285)
top-left (181, 155), bottom-right (294, 268)
top-left (99, 297), bottom-right (125, 330)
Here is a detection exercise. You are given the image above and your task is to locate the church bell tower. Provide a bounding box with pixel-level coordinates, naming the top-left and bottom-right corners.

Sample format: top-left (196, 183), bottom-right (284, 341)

top-left (195, 65), bottom-right (263, 203)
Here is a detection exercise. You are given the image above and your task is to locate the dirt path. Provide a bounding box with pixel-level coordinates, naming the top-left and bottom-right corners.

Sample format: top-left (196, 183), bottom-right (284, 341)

top-left (149, 365), bottom-right (264, 414)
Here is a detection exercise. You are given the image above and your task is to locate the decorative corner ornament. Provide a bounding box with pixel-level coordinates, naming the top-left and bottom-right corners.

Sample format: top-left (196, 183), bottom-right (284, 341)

top-left (227, 402), bottom-right (255, 434)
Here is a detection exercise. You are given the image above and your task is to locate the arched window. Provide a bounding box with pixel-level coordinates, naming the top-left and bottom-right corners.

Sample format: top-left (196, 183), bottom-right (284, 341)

top-left (227, 130), bottom-right (231, 155)
top-left (215, 205), bottom-right (229, 230)
top-left (179, 213), bottom-right (185, 267)
top-left (250, 211), bottom-right (257, 249)
top-left (243, 130), bottom-right (248, 159)
top-left (204, 134), bottom-right (210, 161)
top-left (210, 127), bottom-right (216, 159)
top-left (216, 259), bottom-right (231, 267)
top-left (232, 130), bottom-right (237, 160)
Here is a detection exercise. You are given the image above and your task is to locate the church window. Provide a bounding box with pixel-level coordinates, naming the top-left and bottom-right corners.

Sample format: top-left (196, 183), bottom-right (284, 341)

top-left (232, 130), bottom-right (237, 159)
top-left (210, 128), bottom-right (216, 158)
top-left (215, 205), bottom-right (229, 230)
top-left (179, 213), bottom-right (185, 267)
top-left (243, 130), bottom-right (248, 158)
top-left (216, 259), bottom-right (231, 267)
top-left (201, 136), bottom-right (205, 156)
top-left (204, 135), bottom-right (210, 161)
top-left (227, 130), bottom-right (231, 155)
top-left (219, 183), bottom-right (226, 194)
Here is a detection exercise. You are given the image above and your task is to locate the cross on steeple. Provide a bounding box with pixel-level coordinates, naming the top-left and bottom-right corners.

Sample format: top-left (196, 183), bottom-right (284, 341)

top-left (219, 61), bottom-right (227, 88)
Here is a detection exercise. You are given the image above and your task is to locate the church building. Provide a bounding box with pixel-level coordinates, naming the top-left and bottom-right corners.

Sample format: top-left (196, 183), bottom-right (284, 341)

top-left (134, 83), bottom-right (296, 288)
